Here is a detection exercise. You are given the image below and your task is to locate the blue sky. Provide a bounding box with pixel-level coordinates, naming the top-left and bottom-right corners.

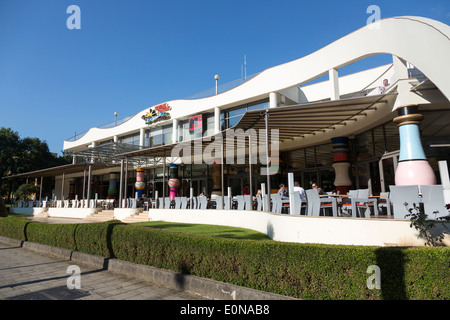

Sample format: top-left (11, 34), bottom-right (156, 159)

top-left (0, 0), bottom-right (449, 155)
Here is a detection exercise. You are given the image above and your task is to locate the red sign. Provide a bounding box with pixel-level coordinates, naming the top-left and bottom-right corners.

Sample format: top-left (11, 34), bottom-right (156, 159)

top-left (154, 103), bottom-right (171, 112)
top-left (189, 115), bottom-right (202, 134)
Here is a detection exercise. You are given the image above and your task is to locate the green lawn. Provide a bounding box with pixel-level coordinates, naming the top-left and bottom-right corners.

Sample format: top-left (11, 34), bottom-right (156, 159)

top-left (132, 221), bottom-right (271, 241)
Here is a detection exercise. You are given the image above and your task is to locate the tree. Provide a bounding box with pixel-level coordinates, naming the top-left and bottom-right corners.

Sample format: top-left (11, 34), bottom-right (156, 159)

top-left (0, 127), bottom-right (71, 199)
top-left (0, 197), bottom-right (7, 217)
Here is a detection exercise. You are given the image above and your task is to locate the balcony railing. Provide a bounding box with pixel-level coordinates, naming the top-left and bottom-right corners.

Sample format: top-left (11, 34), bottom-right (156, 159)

top-left (65, 74), bottom-right (259, 143)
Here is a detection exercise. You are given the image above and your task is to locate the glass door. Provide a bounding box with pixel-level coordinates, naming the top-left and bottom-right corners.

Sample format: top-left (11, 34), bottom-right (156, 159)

top-left (378, 150), bottom-right (399, 192)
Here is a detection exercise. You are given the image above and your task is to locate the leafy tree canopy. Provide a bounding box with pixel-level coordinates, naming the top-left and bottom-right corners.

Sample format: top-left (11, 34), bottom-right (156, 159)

top-left (0, 127), bottom-right (71, 196)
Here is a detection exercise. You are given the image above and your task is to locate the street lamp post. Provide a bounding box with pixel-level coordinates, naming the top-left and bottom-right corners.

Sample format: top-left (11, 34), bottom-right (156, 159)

top-left (114, 112), bottom-right (118, 126)
top-left (215, 74), bottom-right (219, 95)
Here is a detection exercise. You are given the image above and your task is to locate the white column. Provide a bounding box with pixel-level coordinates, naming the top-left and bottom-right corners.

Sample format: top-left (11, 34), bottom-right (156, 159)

top-left (139, 127), bottom-right (145, 147)
top-left (214, 107), bottom-right (221, 134)
top-left (113, 135), bottom-right (118, 143)
top-left (172, 119), bottom-right (178, 144)
top-left (329, 68), bottom-right (339, 100)
top-left (269, 92), bottom-right (278, 109)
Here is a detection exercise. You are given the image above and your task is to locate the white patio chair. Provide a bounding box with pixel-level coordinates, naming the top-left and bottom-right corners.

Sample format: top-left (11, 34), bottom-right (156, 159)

top-left (270, 193), bottom-right (282, 214)
top-left (198, 196), bottom-right (208, 209)
top-left (244, 195), bottom-right (252, 210)
top-left (389, 185), bottom-right (421, 219)
top-left (174, 197), bottom-right (181, 209)
top-left (191, 197), bottom-right (198, 209)
top-left (164, 197), bottom-right (172, 209)
top-left (377, 192), bottom-right (391, 216)
top-left (180, 197), bottom-right (188, 209)
top-left (235, 195), bottom-right (245, 210)
top-left (223, 196), bottom-right (231, 210)
top-left (420, 185), bottom-right (447, 219)
top-left (341, 189), bottom-right (374, 218)
top-left (291, 191), bottom-right (306, 215)
top-left (214, 196), bottom-right (223, 209)
top-left (256, 195), bottom-right (262, 211)
top-left (305, 189), bottom-right (337, 217)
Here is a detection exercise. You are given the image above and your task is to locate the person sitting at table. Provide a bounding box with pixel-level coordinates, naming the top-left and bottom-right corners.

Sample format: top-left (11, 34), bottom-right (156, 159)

top-left (293, 181), bottom-right (306, 200)
top-left (311, 182), bottom-right (324, 195)
top-left (278, 184), bottom-right (289, 200)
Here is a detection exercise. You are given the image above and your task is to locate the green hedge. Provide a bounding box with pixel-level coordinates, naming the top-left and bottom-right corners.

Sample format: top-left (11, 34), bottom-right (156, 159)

top-left (0, 216), bottom-right (449, 300)
top-left (26, 222), bottom-right (78, 250)
top-left (0, 215), bottom-right (32, 241)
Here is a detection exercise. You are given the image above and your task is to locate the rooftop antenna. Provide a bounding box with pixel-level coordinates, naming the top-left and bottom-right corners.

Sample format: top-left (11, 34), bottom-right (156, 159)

top-left (244, 54), bottom-right (247, 81)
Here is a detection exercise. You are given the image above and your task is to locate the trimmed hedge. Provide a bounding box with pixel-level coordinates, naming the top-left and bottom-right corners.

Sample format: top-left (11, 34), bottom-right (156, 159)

top-left (0, 215), bottom-right (32, 241)
top-left (26, 222), bottom-right (78, 250)
top-left (0, 216), bottom-right (449, 299)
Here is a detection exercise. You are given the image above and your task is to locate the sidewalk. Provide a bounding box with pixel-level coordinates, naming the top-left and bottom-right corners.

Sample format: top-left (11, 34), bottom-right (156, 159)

top-left (0, 241), bottom-right (206, 300)
top-left (0, 235), bottom-right (295, 301)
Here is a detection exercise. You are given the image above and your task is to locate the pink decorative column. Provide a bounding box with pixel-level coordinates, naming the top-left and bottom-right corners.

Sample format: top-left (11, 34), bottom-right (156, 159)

top-left (135, 168), bottom-right (146, 198)
top-left (393, 105), bottom-right (436, 185)
top-left (168, 164), bottom-right (180, 199)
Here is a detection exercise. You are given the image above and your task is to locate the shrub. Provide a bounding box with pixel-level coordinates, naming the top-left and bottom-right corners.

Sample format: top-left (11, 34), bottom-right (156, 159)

top-left (0, 215), bottom-right (31, 240)
top-left (74, 220), bottom-right (123, 257)
top-left (0, 217), bottom-right (448, 299)
top-left (109, 224), bottom-right (449, 300)
top-left (26, 222), bottom-right (78, 250)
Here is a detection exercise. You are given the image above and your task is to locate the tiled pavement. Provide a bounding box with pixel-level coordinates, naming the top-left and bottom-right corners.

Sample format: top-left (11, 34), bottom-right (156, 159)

top-left (0, 242), bottom-right (207, 300)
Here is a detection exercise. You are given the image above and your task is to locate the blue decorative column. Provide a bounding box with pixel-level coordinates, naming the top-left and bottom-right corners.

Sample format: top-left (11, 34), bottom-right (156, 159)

top-left (393, 105), bottom-right (436, 185)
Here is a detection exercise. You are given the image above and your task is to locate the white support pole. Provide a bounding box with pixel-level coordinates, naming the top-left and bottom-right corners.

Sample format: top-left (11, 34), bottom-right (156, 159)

top-left (329, 68), bottom-right (340, 100)
top-left (288, 172), bottom-right (296, 215)
top-left (172, 119), bottom-right (178, 144)
top-left (119, 160), bottom-right (124, 208)
top-left (269, 92), bottom-right (278, 109)
top-left (61, 172), bottom-right (65, 201)
top-left (214, 107), bottom-right (221, 134)
top-left (87, 165), bottom-right (92, 208)
top-left (261, 183), bottom-right (267, 212)
top-left (439, 160), bottom-right (450, 204)
top-left (139, 128), bottom-right (145, 148)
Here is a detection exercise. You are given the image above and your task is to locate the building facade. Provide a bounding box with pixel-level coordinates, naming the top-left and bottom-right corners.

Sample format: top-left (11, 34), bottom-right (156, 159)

top-left (11, 16), bottom-right (450, 209)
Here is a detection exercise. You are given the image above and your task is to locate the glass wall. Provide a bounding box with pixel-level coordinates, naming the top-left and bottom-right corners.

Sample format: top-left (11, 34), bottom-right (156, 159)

top-left (119, 132), bottom-right (140, 146)
top-left (144, 124), bottom-right (173, 147)
top-left (221, 99), bottom-right (269, 130)
top-left (178, 112), bottom-right (215, 142)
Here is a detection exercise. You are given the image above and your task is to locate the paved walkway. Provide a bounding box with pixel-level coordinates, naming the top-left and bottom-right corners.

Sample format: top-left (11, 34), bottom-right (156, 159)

top-left (0, 242), bottom-right (207, 300)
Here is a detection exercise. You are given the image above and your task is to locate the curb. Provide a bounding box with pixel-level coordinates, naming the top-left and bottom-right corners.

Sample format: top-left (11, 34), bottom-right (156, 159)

top-left (0, 236), bottom-right (297, 300)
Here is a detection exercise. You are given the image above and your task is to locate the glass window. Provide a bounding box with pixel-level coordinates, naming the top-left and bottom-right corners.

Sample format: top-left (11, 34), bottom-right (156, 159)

top-left (305, 147), bottom-right (316, 168)
top-left (373, 125), bottom-right (385, 157)
top-left (355, 131), bottom-right (374, 160)
top-left (315, 143), bottom-right (333, 166)
top-left (221, 99), bottom-right (268, 130)
top-left (384, 121), bottom-right (400, 153)
top-left (119, 132), bottom-right (140, 145)
top-left (290, 149), bottom-right (306, 169)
